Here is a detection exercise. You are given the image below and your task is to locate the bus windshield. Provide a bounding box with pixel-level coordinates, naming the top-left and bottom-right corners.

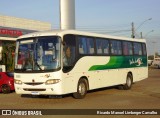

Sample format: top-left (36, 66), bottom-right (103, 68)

top-left (15, 36), bottom-right (61, 72)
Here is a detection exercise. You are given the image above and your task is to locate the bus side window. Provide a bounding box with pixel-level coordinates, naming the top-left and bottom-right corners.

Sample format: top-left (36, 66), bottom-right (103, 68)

top-left (123, 41), bottom-right (128, 55)
top-left (78, 37), bottom-right (87, 54)
top-left (63, 34), bottom-right (76, 68)
top-left (96, 39), bottom-right (109, 55)
top-left (111, 40), bottom-right (122, 55)
top-left (117, 41), bottom-right (122, 55)
top-left (103, 40), bottom-right (109, 54)
top-left (79, 47), bottom-right (84, 54)
top-left (79, 42), bottom-right (84, 54)
top-left (111, 43), bottom-right (114, 54)
top-left (134, 42), bottom-right (142, 55)
top-left (86, 37), bottom-right (95, 54)
top-left (142, 43), bottom-right (147, 55)
top-left (129, 42), bottom-right (133, 55)
top-left (123, 41), bottom-right (133, 55)
top-left (96, 39), bottom-right (103, 54)
top-left (78, 36), bottom-right (95, 54)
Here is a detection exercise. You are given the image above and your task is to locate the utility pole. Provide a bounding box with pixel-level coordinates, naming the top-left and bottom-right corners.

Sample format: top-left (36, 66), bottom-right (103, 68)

top-left (140, 32), bottom-right (143, 38)
top-left (131, 18), bottom-right (152, 39)
top-left (152, 41), bottom-right (156, 59)
top-left (131, 22), bottom-right (135, 38)
top-left (60, 0), bottom-right (75, 30)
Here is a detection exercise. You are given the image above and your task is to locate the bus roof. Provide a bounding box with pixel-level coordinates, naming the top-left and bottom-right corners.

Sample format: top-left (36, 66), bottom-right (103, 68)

top-left (17, 30), bottom-right (146, 43)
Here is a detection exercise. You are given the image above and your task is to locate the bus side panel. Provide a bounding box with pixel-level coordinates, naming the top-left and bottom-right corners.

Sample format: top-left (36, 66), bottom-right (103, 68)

top-left (87, 69), bottom-right (125, 89)
top-left (132, 67), bottom-right (148, 83)
top-left (63, 56), bottom-right (126, 91)
top-left (64, 56), bottom-right (148, 92)
top-left (62, 72), bottom-right (81, 94)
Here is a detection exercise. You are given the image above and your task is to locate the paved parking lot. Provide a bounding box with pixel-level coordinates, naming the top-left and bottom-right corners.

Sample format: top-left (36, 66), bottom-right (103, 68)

top-left (0, 68), bottom-right (159, 118)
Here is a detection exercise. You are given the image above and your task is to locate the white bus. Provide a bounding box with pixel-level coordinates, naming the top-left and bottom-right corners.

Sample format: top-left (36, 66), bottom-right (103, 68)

top-left (14, 30), bottom-right (148, 99)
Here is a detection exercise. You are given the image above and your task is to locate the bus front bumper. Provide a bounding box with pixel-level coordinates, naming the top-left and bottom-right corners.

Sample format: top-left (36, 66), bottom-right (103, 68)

top-left (14, 83), bottom-right (64, 95)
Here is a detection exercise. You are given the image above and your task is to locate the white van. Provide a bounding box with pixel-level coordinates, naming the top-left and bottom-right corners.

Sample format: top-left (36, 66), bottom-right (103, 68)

top-left (152, 58), bottom-right (160, 69)
top-left (148, 60), bottom-right (153, 66)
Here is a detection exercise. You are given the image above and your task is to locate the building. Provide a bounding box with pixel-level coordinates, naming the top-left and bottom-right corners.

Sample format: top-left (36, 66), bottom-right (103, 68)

top-left (0, 14), bottom-right (51, 71)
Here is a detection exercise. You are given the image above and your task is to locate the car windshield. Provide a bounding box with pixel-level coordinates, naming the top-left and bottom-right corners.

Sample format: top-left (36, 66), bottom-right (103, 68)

top-left (15, 36), bottom-right (61, 72)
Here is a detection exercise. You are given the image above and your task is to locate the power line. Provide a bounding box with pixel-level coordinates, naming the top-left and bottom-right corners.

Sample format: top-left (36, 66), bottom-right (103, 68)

top-left (52, 23), bottom-right (131, 29)
top-left (52, 23), bottom-right (152, 38)
top-left (77, 29), bottom-right (130, 32)
top-left (76, 23), bottom-right (131, 29)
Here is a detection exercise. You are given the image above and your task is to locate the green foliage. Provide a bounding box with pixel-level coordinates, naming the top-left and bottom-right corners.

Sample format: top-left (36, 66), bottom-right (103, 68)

top-left (155, 52), bottom-right (160, 58)
top-left (148, 55), bottom-right (154, 60)
top-left (0, 41), bottom-right (16, 72)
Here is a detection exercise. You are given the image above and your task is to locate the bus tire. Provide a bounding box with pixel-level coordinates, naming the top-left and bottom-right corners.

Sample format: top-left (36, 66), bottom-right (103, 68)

top-left (73, 79), bottom-right (87, 99)
top-left (123, 73), bottom-right (133, 90)
top-left (1, 84), bottom-right (11, 94)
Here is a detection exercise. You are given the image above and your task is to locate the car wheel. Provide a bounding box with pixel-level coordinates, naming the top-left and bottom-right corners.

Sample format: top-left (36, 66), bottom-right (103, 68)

top-left (73, 79), bottom-right (87, 99)
top-left (1, 85), bottom-right (11, 94)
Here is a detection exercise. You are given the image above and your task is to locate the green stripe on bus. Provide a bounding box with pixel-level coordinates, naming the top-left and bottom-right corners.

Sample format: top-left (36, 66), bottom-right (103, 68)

top-left (89, 56), bottom-right (147, 71)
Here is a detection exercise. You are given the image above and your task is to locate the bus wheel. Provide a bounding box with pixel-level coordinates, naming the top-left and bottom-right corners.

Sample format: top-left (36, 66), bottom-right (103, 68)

top-left (123, 73), bottom-right (133, 90)
top-left (1, 85), bottom-right (11, 94)
top-left (73, 79), bottom-right (87, 99)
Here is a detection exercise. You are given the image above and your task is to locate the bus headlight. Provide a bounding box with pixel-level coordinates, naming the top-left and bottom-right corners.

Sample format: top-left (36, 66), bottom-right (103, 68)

top-left (14, 79), bottom-right (22, 85)
top-left (45, 79), bottom-right (61, 85)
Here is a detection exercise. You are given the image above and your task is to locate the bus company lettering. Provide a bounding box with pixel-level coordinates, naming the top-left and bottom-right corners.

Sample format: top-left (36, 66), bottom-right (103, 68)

top-left (129, 58), bottom-right (143, 66)
top-left (0, 29), bottom-right (23, 37)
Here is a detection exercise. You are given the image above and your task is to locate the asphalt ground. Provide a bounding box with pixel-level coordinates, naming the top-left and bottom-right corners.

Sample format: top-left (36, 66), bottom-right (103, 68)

top-left (0, 67), bottom-right (160, 118)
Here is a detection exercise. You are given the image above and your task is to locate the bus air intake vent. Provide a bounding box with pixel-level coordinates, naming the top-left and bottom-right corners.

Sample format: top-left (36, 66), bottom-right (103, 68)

top-left (23, 89), bottom-right (46, 91)
top-left (24, 82), bottom-right (44, 86)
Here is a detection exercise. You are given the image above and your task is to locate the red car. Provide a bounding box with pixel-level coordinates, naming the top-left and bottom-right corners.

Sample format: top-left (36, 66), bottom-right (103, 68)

top-left (0, 72), bottom-right (14, 93)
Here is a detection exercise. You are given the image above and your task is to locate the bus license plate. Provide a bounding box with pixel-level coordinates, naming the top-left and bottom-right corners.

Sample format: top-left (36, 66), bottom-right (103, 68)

top-left (31, 92), bottom-right (40, 95)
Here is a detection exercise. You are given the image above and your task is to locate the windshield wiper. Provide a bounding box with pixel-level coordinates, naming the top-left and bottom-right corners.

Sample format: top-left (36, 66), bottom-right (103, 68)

top-left (34, 61), bottom-right (42, 70)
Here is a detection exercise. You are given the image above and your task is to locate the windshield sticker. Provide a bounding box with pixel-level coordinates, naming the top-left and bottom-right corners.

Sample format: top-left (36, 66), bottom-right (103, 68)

top-left (48, 43), bottom-right (53, 47)
top-left (16, 64), bottom-right (22, 69)
top-left (45, 50), bottom-right (54, 55)
top-left (20, 40), bottom-right (33, 44)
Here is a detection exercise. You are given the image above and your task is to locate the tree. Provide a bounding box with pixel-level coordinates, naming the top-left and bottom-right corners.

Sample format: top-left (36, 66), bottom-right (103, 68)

top-left (148, 55), bottom-right (154, 60)
top-left (0, 41), bottom-right (16, 72)
top-left (155, 52), bottom-right (160, 58)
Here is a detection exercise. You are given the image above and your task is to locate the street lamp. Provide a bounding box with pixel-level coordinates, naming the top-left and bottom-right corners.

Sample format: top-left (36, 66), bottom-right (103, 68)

top-left (131, 18), bottom-right (152, 38)
top-left (140, 30), bottom-right (154, 39)
top-left (144, 30), bottom-right (154, 38)
top-left (136, 18), bottom-right (152, 31)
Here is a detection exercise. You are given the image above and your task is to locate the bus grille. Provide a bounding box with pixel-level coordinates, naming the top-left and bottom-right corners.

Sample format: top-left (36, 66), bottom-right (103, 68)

top-left (23, 89), bottom-right (46, 91)
top-left (24, 82), bottom-right (44, 86)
